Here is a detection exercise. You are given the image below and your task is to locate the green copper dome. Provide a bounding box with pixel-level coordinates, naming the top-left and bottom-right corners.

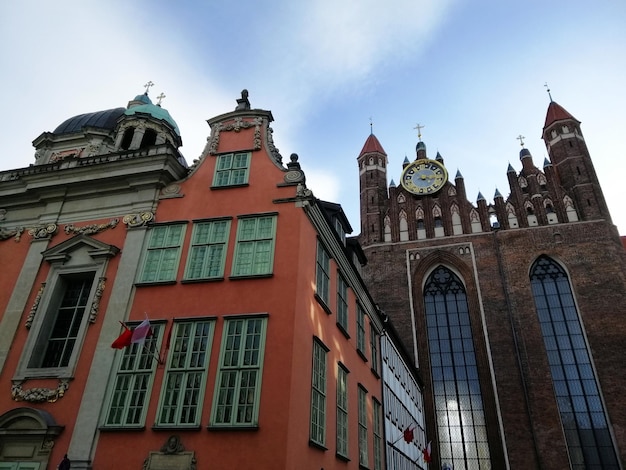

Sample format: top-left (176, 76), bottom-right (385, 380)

top-left (124, 94), bottom-right (180, 136)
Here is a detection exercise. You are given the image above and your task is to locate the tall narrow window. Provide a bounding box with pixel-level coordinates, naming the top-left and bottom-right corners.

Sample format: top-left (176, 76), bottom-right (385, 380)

top-left (231, 215), bottom-right (277, 277)
top-left (310, 338), bottom-right (328, 446)
top-left (373, 398), bottom-right (383, 470)
top-left (424, 266), bottom-right (491, 468)
top-left (104, 323), bottom-right (163, 427)
top-left (140, 128), bottom-right (157, 148)
top-left (184, 219), bottom-right (231, 280)
top-left (336, 364), bottom-right (349, 458)
top-left (356, 304), bottom-right (367, 357)
top-left (370, 325), bottom-right (379, 375)
top-left (211, 317), bottom-right (267, 427)
top-left (358, 385), bottom-right (369, 467)
top-left (138, 224), bottom-right (185, 283)
top-left (316, 240), bottom-right (330, 306)
top-left (531, 256), bottom-right (619, 469)
top-left (213, 152), bottom-right (251, 187)
top-left (336, 273), bottom-right (349, 332)
top-left (29, 274), bottom-right (95, 369)
top-left (157, 320), bottom-right (214, 427)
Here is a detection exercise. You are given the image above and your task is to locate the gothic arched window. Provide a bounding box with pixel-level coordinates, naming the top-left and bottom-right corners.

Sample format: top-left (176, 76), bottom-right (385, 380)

top-left (424, 266), bottom-right (491, 468)
top-left (530, 256), bottom-right (619, 469)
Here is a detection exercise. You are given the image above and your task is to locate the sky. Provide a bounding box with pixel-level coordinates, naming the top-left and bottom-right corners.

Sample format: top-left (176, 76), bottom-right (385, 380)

top-left (1, 1), bottom-right (625, 235)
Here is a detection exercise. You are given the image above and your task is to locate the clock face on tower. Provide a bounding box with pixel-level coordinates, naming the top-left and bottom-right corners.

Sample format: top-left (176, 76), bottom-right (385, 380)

top-left (400, 159), bottom-right (448, 195)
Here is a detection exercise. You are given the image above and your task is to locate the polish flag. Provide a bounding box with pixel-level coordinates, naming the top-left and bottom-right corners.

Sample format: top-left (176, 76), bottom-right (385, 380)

top-left (111, 325), bottom-right (132, 349)
top-left (423, 441), bottom-right (432, 463)
top-left (131, 318), bottom-right (151, 345)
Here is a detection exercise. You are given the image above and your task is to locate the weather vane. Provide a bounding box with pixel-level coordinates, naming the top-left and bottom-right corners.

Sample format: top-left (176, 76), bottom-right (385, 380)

top-left (516, 134), bottom-right (525, 147)
top-left (544, 82), bottom-right (553, 102)
top-left (414, 123), bottom-right (425, 141)
top-left (144, 81), bottom-right (155, 95)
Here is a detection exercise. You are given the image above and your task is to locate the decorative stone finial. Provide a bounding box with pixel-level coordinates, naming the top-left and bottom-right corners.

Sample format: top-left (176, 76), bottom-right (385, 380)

top-left (235, 89), bottom-right (251, 111)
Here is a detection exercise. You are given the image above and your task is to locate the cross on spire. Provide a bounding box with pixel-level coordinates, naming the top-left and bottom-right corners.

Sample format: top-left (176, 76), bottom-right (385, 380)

top-left (156, 92), bottom-right (166, 105)
top-left (544, 82), bottom-right (553, 102)
top-left (414, 123), bottom-right (425, 141)
top-left (516, 134), bottom-right (525, 147)
top-left (144, 81), bottom-right (155, 95)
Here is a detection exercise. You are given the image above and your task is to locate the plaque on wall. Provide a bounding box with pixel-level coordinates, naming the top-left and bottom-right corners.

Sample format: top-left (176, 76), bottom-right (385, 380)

top-left (142, 435), bottom-right (196, 470)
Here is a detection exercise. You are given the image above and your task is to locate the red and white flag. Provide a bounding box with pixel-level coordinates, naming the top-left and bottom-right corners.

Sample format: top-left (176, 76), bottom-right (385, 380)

top-left (111, 324), bottom-right (132, 349)
top-left (131, 318), bottom-right (151, 345)
top-left (423, 440), bottom-right (432, 463)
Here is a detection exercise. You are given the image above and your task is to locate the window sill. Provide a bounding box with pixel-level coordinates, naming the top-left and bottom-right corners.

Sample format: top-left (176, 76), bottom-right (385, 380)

top-left (357, 349), bottom-right (369, 363)
top-left (336, 453), bottom-right (350, 462)
top-left (151, 424), bottom-right (202, 431)
top-left (314, 293), bottom-right (332, 315)
top-left (336, 322), bottom-right (350, 339)
top-left (135, 280), bottom-right (177, 287)
top-left (308, 440), bottom-right (328, 451)
top-left (181, 277), bottom-right (225, 284)
top-left (210, 183), bottom-right (250, 190)
top-left (207, 425), bottom-right (259, 432)
top-left (370, 367), bottom-right (380, 379)
top-left (99, 425), bottom-right (146, 432)
top-left (229, 273), bottom-right (273, 280)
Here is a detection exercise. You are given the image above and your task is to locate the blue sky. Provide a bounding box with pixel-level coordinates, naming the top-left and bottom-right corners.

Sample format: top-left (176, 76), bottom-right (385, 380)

top-left (2, 1), bottom-right (625, 234)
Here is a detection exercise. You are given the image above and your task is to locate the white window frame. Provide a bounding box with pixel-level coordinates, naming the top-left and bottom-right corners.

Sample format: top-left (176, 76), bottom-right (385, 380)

top-left (183, 219), bottom-right (231, 280)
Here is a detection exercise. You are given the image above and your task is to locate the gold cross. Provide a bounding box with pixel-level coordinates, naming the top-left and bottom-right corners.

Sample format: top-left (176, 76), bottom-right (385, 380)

top-left (156, 92), bottom-right (166, 105)
top-left (144, 81), bottom-right (154, 94)
top-left (413, 123), bottom-right (425, 140)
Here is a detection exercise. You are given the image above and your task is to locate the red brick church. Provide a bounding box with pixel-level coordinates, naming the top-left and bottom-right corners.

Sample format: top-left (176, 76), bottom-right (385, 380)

top-left (358, 98), bottom-right (626, 469)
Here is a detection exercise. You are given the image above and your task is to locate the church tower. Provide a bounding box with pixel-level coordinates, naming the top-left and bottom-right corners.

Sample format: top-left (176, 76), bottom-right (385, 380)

top-left (357, 132), bottom-right (389, 245)
top-left (542, 100), bottom-right (611, 222)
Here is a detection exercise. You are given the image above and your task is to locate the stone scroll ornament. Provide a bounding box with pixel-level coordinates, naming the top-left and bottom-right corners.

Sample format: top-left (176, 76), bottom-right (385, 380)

top-left (11, 379), bottom-right (69, 403)
top-left (123, 212), bottom-right (154, 228)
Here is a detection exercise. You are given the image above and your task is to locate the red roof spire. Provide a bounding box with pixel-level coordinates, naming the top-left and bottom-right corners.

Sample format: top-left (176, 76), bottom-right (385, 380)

top-left (543, 101), bottom-right (579, 130)
top-left (359, 133), bottom-right (387, 157)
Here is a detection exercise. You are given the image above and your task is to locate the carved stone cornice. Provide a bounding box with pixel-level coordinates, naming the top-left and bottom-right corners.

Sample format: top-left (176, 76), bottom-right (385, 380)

top-left (25, 282), bottom-right (46, 329)
top-left (64, 219), bottom-right (119, 236)
top-left (11, 379), bottom-right (70, 403)
top-left (123, 212), bottom-right (154, 228)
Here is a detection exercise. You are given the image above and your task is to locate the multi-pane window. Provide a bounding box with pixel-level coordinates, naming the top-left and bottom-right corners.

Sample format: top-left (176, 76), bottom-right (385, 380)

top-left (231, 215), bottom-right (277, 276)
top-left (357, 304), bottom-right (366, 356)
top-left (105, 323), bottom-right (162, 427)
top-left (138, 224), bottom-right (185, 282)
top-left (336, 364), bottom-right (349, 458)
top-left (531, 256), bottom-right (619, 469)
top-left (29, 274), bottom-right (95, 369)
top-left (184, 219), bottom-right (230, 280)
top-left (336, 273), bottom-right (349, 332)
top-left (370, 325), bottom-right (379, 375)
top-left (213, 152), bottom-right (251, 187)
top-left (424, 266), bottom-right (491, 469)
top-left (373, 398), bottom-right (383, 470)
top-left (157, 321), bottom-right (214, 426)
top-left (310, 338), bottom-right (328, 446)
top-left (316, 240), bottom-right (330, 306)
top-left (212, 317), bottom-right (267, 426)
top-left (358, 385), bottom-right (369, 467)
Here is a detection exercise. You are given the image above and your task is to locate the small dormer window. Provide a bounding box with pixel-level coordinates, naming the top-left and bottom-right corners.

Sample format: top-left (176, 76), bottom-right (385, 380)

top-left (334, 217), bottom-right (346, 245)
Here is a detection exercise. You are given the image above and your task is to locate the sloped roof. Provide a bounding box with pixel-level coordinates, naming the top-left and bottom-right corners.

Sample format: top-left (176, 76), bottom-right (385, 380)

top-left (543, 101), bottom-right (579, 129)
top-left (359, 133), bottom-right (387, 157)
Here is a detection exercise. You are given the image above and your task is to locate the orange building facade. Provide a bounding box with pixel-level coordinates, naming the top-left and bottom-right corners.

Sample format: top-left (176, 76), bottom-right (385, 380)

top-left (0, 90), bottom-right (421, 469)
